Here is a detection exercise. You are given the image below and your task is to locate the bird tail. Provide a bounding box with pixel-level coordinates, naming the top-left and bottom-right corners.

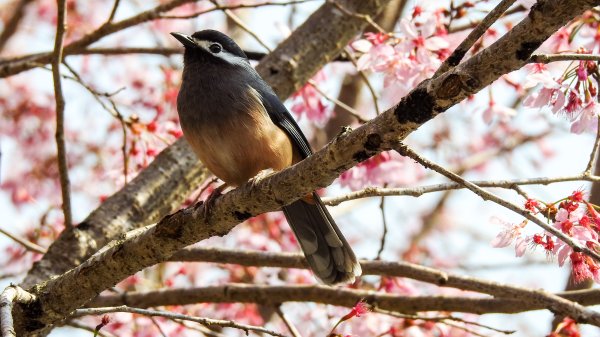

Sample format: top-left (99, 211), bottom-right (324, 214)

top-left (282, 193), bottom-right (361, 284)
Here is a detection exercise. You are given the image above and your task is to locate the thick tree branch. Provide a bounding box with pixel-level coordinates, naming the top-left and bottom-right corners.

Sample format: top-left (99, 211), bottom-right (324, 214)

top-left (21, 139), bottom-right (209, 288)
top-left (13, 0), bottom-right (596, 334)
top-left (89, 284), bottom-right (600, 316)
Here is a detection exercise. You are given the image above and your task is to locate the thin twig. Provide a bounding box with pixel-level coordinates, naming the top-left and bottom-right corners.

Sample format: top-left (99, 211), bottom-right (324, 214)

top-left (0, 227), bottom-right (46, 254)
top-left (373, 307), bottom-right (515, 336)
top-left (307, 80), bottom-right (368, 123)
top-left (530, 53), bottom-right (600, 64)
top-left (0, 0), bottom-right (34, 52)
top-left (0, 285), bottom-right (36, 337)
top-left (326, 0), bottom-right (386, 33)
top-left (344, 47), bottom-right (381, 115)
top-left (67, 321), bottom-right (118, 337)
top-left (323, 174), bottom-right (599, 206)
top-left (394, 143), bottom-right (600, 264)
top-left (435, 0), bottom-right (517, 76)
top-left (52, 0), bottom-right (73, 227)
top-left (211, 0), bottom-right (272, 52)
top-left (376, 193), bottom-right (387, 260)
top-left (160, 0), bottom-right (321, 19)
top-left (149, 316), bottom-right (168, 337)
top-left (275, 305), bottom-right (302, 337)
top-left (584, 117), bottom-right (600, 175)
top-left (73, 306), bottom-right (288, 337)
top-left (106, 0), bottom-right (121, 22)
top-left (60, 62), bottom-right (130, 182)
top-left (447, 4), bottom-right (526, 33)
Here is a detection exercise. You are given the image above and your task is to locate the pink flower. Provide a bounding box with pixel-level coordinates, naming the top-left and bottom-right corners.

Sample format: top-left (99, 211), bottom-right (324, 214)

top-left (398, 17), bottom-right (449, 52)
top-left (571, 101), bottom-right (599, 134)
top-left (523, 71), bottom-right (566, 113)
top-left (554, 204), bottom-right (586, 234)
top-left (329, 300), bottom-right (370, 335)
top-left (354, 42), bottom-right (397, 72)
top-left (577, 61), bottom-right (589, 81)
top-left (548, 27), bottom-right (572, 53)
top-left (339, 152), bottom-right (423, 190)
top-left (290, 71), bottom-right (331, 125)
top-left (490, 218), bottom-right (528, 257)
top-left (482, 99), bottom-right (517, 124)
top-left (570, 252), bottom-right (600, 283)
top-left (563, 90), bottom-right (583, 120)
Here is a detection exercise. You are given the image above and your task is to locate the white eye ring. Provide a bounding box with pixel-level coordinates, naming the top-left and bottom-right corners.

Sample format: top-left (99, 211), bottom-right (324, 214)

top-left (209, 43), bottom-right (222, 53)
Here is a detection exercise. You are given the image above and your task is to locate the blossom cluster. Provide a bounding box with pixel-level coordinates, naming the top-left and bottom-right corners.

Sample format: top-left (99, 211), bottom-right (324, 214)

top-left (492, 190), bottom-right (600, 284)
top-left (524, 58), bottom-right (599, 134)
top-left (351, 8), bottom-right (449, 97)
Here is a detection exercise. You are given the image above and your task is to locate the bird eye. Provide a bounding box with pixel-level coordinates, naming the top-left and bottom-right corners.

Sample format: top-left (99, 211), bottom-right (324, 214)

top-left (209, 43), bottom-right (222, 53)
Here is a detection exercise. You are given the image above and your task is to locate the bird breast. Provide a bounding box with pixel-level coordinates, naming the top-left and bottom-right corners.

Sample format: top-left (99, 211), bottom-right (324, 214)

top-left (180, 86), bottom-right (296, 187)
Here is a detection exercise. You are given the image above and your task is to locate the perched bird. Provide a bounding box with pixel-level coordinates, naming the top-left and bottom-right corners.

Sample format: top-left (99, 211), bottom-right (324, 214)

top-left (171, 30), bottom-right (361, 284)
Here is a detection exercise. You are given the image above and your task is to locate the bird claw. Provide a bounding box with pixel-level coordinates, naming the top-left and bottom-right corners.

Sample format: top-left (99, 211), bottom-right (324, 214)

top-left (249, 168), bottom-right (276, 188)
top-left (203, 183), bottom-right (227, 219)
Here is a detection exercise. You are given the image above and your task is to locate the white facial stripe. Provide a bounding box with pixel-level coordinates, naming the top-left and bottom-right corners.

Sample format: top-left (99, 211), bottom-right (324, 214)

top-left (194, 39), bottom-right (248, 66)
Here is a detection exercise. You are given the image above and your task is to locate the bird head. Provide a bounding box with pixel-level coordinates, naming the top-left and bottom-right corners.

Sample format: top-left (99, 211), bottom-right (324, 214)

top-left (170, 30), bottom-right (249, 67)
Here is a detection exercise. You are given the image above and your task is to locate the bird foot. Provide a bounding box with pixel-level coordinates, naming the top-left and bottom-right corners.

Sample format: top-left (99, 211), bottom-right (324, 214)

top-left (203, 183), bottom-right (227, 219)
top-left (249, 168), bottom-right (277, 188)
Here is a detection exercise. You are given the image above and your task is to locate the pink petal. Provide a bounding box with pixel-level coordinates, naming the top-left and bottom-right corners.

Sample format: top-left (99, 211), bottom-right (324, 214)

top-left (424, 36), bottom-right (449, 51)
top-left (351, 39), bottom-right (372, 53)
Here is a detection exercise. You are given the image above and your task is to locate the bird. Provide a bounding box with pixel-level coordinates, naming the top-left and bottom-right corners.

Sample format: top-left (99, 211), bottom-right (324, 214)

top-left (171, 30), bottom-right (361, 284)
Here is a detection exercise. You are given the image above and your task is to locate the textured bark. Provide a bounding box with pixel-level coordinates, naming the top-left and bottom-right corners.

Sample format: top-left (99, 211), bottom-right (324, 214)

top-left (89, 284), bottom-right (600, 316)
top-left (21, 139), bottom-right (208, 288)
top-left (13, 0), bottom-right (598, 334)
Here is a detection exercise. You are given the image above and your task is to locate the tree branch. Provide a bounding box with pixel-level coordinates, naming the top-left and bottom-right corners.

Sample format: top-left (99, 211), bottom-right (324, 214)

top-left (435, 0), bottom-right (517, 76)
top-left (0, 0), bottom-right (34, 52)
top-left (0, 227), bottom-right (46, 254)
top-left (52, 0), bottom-right (73, 228)
top-left (89, 284), bottom-right (600, 316)
top-left (0, 286), bottom-right (36, 337)
top-left (73, 306), bottom-right (287, 337)
top-left (166, 246), bottom-right (600, 317)
top-left (529, 53), bottom-right (600, 63)
top-left (395, 144), bottom-right (600, 263)
top-left (322, 174), bottom-right (600, 206)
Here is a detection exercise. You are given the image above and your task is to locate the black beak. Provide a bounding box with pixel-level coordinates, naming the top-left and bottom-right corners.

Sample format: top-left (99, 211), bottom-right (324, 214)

top-left (170, 32), bottom-right (196, 49)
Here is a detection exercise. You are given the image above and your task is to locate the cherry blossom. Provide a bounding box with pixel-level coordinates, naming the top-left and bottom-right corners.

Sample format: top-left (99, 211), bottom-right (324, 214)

top-left (338, 152), bottom-right (424, 190)
top-left (490, 219), bottom-right (528, 257)
top-left (571, 101), bottom-right (599, 134)
top-left (523, 71), bottom-right (567, 113)
top-left (481, 98), bottom-right (517, 124)
top-left (290, 71), bottom-right (332, 125)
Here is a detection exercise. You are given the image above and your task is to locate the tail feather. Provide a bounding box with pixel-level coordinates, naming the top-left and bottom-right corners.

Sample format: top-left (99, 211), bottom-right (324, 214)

top-left (282, 193), bottom-right (361, 284)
